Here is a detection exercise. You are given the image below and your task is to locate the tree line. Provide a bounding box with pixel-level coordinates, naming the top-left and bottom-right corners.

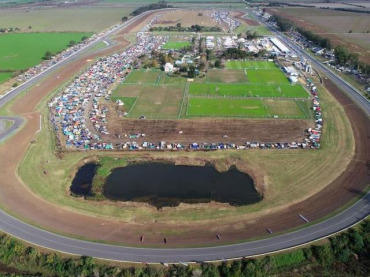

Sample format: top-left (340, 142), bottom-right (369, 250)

top-left (334, 46), bottom-right (370, 74)
top-left (150, 24), bottom-right (221, 33)
top-left (0, 219), bottom-right (367, 276)
top-left (269, 14), bottom-right (331, 50)
top-left (131, 2), bottom-right (173, 16)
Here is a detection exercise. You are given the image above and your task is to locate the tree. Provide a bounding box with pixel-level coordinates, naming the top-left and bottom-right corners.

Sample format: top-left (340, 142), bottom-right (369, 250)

top-left (188, 65), bottom-right (196, 78)
top-left (214, 60), bottom-right (221, 68)
top-left (334, 46), bottom-right (350, 65)
top-left (176, 22), bottom-right (182, 29)
top-left (69, 40), bottom-right (76, 46)
top-left (201, 263), bottom-right (219, 277)
top-left (312, 244), bottom-right (335, 268)
top-left (121, 16), bottom-right (128, 22)
top-left (43, 51), bottom-right (52, 60)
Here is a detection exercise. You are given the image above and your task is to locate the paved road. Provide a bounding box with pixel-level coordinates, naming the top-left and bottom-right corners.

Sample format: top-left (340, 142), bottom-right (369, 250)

top-left (0, 9), bottom-right (368, 263)
top-left (0, 117), bottom-right (24, 142)
top-left (0, 191), bottom-right (368, 263)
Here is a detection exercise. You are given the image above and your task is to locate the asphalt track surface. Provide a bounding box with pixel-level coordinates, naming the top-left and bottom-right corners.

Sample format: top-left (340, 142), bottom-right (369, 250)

top-left (0, 9), bottom-right (368, 263)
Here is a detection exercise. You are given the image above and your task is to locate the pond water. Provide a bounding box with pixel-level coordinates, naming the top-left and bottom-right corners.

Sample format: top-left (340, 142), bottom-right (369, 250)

top-left (103, 163), bottom-right (262, 209)
top-left (70, 163), bottom-right (97, 195)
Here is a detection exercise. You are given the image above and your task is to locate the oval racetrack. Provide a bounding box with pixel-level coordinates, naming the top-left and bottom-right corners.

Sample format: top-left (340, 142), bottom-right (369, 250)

top-left (0, 9), bottom-right (369, 263)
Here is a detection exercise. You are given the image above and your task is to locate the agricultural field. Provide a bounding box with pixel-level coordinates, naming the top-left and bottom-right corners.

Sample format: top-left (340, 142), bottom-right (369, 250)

top-left (189, 83), bottom-right (308, 98)
top-left (153, 9), bottom-right (216, 27)
top-left (268, 7), bottom-right (370, 63)
top-left (187, 98), bottom-right (309, 118)
top-left (0, 7), bottom-right (133, 32)
top-left (0, 72), bottom-right (12, 84)
top-left (0, 32), bottom-right (91, 71)
top-left (162, 41), bottom-right (191, 50)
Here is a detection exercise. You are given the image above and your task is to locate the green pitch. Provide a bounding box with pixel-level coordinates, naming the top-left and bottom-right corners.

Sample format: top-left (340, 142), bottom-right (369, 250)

top-left (162, 41), bottom-right (191, 50)
top-left (124, 70), bottom-right (162, 84)
top-left (226, 60), bottom-right (278, 70)
top-left (189, 83), bottom-right (308, 98)
top-left (187, 98), bottom-right (309, 118)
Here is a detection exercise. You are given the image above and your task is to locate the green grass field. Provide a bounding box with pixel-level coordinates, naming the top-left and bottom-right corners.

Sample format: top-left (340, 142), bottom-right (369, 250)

top-left (110, 96), bottom-right (137, 113)
top-left (187, 98), bottom-right (308, 118)
top-left (124, 70), bottom-right (161, 84)
top-left (0, 32), bottom-right (91, 71)
top-left (189, 83), bottom-right (308, 98)
top-left (162, 41), bottom-right (191, 50)
top-left (226, 60), bottom-right (278, 70)
top-left (113, 84), bottom-right (184, 118)
top-left (0, 72), bottom-right (13, 84)
top-left (246, 68), bottom-right (290, 84)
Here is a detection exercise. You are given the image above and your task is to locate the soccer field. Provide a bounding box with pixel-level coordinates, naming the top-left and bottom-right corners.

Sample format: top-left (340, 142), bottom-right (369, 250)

top-left (246, 68), bottom-right (290, 85)
top-left (187, 98), bottom-right (308, 118)
top-left (189, 83), bottom-right (308, 98)
top-left (226, 60), bottom-right (278, 70)
top-left (113, 84), bottom-right (185, 118)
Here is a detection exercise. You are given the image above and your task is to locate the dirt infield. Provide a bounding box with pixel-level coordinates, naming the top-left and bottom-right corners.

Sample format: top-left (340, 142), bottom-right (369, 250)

top-left (0, 10), bottom-right (368, 248)
top-left (105, 117), bottom-right (312, 145)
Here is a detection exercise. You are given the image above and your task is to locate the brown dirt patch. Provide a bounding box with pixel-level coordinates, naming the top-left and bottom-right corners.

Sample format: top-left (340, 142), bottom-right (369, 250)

top-left (0, 9), bottom-right (368, 248)
top-left (232, 11), bottom-right (260, 26)
top-left (104, 117), bottom-right (312, 145)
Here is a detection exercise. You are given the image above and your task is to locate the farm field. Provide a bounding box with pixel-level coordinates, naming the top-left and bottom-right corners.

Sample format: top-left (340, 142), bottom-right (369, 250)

top-left (0, 32), bottom-right (91, 71)
top-left (112, 84), bottom-right (184, 118)
top-left (189, 83), bottom-right (308, 98)
top-left (153, 9), bottom-right (216, 27)
top-left (163, 41), bottom-right (191, 50)
top-left (0, 7), bottom-right (133, 32)
top-left (124, 70), bottom-right (162, 84)
top-left (0, 72), bottom-right (12, 84)
top-left (187, 98), bottom-right (308, 118)
top-left (268, 7), bottom-right (370, 63)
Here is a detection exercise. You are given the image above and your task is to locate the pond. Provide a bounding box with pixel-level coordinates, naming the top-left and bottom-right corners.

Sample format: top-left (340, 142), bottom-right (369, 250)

top-left (70, 163), bottom-right (97, 195)
top-left (103, 163), bottom-right (262, 209)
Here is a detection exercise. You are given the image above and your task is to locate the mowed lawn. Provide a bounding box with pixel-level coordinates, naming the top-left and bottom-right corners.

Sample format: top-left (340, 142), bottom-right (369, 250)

top-left (226, 60), bottom-right (277, 69)
top-left (189, 83), bottom-right (308, 98)
top-left (187, 98), bottom-right (308, 118)
top-left (113, 84), bottom-right (184, 118)
top-left (187, 98), bottom-right (267, 117)
top-left (0, 32), bottom-right (91, 71)
top-left (246, 68), bottom-right (290, 85)
top-left (162, 41), bottom-right (191, 50)
top-left (124, 70), bottom-right (161, 84)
